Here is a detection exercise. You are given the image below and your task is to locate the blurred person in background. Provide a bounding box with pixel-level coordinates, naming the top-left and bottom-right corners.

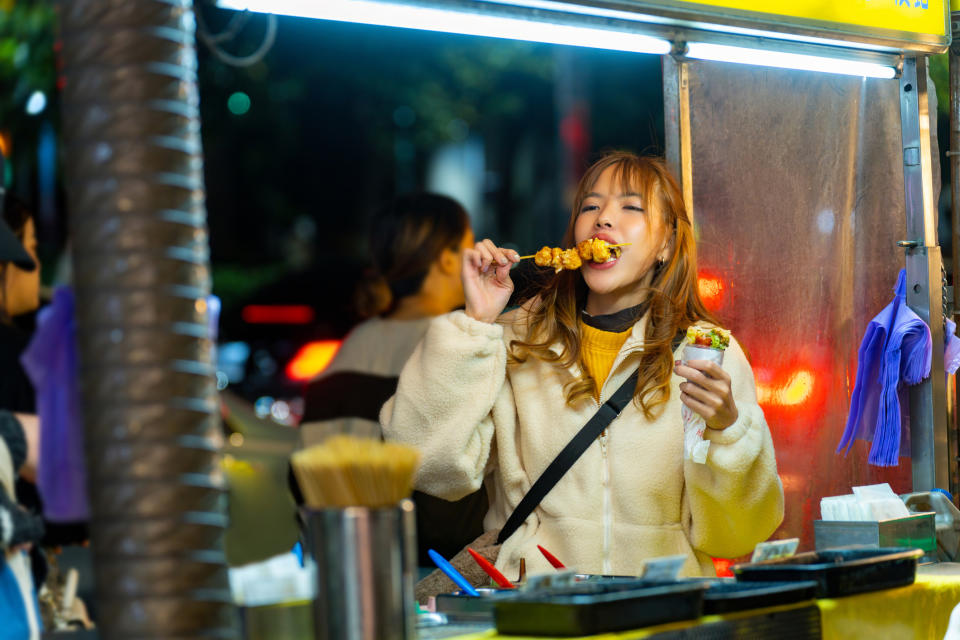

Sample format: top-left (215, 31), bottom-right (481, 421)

top-left (295, 192), bottom-right (488, 565)
top-left (1, 409), bottom-right (45, 640)
top-left (0, 194), bottom-right (41, 416)
top-left (0, 193), bottom-right (44, 639)
top-left (0, 194), bottom-right (91, 631)
top-left (0, 195), bottom-right (43, 520)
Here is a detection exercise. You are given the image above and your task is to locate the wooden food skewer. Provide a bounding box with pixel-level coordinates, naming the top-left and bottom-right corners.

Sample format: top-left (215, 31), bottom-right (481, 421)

top-left (517, 242), bottom-right (631, 260)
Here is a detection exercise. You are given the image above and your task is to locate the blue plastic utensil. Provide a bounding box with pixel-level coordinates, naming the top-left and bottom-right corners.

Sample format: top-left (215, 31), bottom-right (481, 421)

top-left (428, 549), bottom-right (479, 596)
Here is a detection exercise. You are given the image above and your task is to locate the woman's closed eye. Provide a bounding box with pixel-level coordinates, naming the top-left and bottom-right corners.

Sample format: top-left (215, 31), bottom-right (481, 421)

top-left (623, 204), bottom-right (645, 212)
top-left (579, 203), bottom-right (599, 214)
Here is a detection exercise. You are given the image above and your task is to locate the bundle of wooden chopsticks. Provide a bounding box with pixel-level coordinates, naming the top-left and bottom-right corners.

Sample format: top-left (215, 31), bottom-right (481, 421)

top-left (290, 435), bottom-right (420, 509)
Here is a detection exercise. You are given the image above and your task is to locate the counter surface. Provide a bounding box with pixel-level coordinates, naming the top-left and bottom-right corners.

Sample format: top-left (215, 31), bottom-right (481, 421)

top-left (440, 570), bottom-right (960, 639)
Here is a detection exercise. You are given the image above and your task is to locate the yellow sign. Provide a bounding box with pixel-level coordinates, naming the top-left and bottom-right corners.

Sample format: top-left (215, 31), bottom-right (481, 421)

top-left (676, 0), bottom-right (947, 39)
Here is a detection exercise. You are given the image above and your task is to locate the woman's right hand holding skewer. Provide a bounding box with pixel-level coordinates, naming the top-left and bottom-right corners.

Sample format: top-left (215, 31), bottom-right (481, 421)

top-left (463, 239), bottom-right (520, 324)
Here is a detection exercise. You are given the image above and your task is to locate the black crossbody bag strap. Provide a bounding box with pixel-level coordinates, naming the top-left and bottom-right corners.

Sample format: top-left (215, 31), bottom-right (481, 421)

top-left (496, 369), bottom-right (639, 546)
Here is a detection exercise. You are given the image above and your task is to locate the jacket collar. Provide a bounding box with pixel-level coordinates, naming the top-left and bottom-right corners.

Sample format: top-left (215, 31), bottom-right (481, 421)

top-left (545, 308), bottom-right (650, 358)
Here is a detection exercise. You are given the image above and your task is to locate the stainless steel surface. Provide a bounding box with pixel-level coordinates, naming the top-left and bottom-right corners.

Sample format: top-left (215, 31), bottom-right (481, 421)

top-left (903, 490), bottom-right (960, 560)
top-left (58, 0), bottom-right (236, 637)
top-left (677, 60), bottom-right (922, 550)
top-left (918, 561), bottom-right (960, 574)
top-left (900, 57), bottom-right (951, 493)
top-left (663, 57), bottom-right (693, 222)
top-left (242, 602), bottom-right (313, 640)
top-left (900, 57), bottom-right (939, 255)
top-left (814, 513), bottom-right (937, 563)
top-left (952, 13), bottom-right (960, 320)
top-left (663, 55), bottom-right (681, 178)
top-left (950, 12), bottom-right (960, 502)
top-left (306, 500), bottom-right (417, 640)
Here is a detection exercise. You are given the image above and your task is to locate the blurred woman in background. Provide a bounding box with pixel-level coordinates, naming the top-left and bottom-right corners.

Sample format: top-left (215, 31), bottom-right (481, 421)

top-left (297, 192), bottom-right (486, 564)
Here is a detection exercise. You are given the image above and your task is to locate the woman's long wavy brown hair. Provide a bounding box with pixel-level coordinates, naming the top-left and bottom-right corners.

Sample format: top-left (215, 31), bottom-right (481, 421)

top-left (508, 151), bottom-right (717, 419)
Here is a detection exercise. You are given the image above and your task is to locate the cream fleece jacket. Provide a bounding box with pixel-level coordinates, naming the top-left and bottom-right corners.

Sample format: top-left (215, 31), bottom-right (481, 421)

top-left (381, 308), bottom-right (784, 578)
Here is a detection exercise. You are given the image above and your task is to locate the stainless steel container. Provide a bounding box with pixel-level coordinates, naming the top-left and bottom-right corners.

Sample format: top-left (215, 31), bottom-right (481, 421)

top-left (242, 601), bottom-right (313, 640)
top-left (814, 512), bottom-right (937, 563)
top-left (305, 499), bottom-right (417, 640)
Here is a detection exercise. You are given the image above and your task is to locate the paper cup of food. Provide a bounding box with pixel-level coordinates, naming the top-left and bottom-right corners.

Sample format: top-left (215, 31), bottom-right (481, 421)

top-left (681, 327), bottom-right (730, 367)
top-left (680, 327), bottom-right (731, 465)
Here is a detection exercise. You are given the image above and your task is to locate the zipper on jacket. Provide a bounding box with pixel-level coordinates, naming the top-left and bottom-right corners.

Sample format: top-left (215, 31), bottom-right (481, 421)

top-left (599, 429), bottom-right (612, 574)
top-left (594, 350), bottom-right (641, 576)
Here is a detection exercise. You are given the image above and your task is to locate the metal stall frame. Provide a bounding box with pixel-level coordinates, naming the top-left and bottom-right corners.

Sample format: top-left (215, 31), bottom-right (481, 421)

top-left (220, 1), bottom-right (954, 485)
top-left (951, 6), bottom-right (960, 501)
top-left (899, 57), bottom-right (951, 493)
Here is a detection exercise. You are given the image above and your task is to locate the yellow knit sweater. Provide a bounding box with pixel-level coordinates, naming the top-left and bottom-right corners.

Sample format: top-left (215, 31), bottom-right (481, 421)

top-left (579, 319), bottom-right (632, 400)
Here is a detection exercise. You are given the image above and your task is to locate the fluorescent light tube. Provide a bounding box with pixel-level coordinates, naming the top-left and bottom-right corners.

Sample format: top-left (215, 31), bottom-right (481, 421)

top-left (685, 42), bottom-right (896, 79)
top-left (217, 0), bottom-right (672, 55)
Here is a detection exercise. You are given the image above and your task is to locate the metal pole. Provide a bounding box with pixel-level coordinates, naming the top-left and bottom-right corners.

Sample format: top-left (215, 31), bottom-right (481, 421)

top-left (662, 55), bottom-right (694, 224)
top-left (953, 16), bottom-right (960, 327)
top-left (901, 56), bottom-right (951, 492)
top-left (58, 1), bottom-right (238, 637)
top-left (949, 11), bottom-right (960, 500)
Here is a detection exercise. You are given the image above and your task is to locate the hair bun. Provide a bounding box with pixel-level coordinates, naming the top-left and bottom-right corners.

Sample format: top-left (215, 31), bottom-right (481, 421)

top-left (353, 268), bottom-right (392, 318)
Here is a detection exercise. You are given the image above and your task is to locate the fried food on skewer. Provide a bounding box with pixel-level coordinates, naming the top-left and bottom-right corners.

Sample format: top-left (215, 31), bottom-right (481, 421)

top-left (589, 238), bottom-right (612, 262)
top-left (550, 247), bottom-right (563, 270)
top-left (575, 238), bottom-right (618, 262)
top-left (534, 246), bottom-right (554, 267)
top-left (525, 239), bottom-right (627, 271)
top-left (534, 246), bottom-right (584, 273)
top-left (561, 249), bottom-right (582, 270)
top-left (576, 239), bottom-right (594, 261)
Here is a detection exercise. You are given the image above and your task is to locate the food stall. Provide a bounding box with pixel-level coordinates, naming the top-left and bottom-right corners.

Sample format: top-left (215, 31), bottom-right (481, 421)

top-left (216, 0), bottom-right (958, 550)
top-left (54, 0), bottom-right (960, 638)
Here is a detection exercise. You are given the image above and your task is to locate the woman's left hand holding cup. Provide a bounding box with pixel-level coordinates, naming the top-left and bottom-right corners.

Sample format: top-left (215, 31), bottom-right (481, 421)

top-left (674, 359), bottom-right (738, 430)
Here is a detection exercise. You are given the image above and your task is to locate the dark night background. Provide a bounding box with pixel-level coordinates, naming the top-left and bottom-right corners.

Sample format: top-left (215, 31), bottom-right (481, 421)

top-left (195, 12), bottom-right (665, 329)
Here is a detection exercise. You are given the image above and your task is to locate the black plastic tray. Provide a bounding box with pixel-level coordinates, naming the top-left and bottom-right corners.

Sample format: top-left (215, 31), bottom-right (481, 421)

top-left (493, 580), bottom-right (706, 636)
top-left (699, 578), bottom-right (819, 614)
top-left (732, 547), bottom-right (922, 598)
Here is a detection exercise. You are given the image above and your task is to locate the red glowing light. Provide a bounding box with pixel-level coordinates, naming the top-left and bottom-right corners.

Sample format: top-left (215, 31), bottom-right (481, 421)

top-left (712, 557), bottom-right (734, 578)
top-left (242, 304), bottom-right (315, 325)
top-left (756, 369), bottom-right (816, 407)
top-left (697, 274), bottom-right (724, 309)
top-left (285, 340), bottom-right (342, 381)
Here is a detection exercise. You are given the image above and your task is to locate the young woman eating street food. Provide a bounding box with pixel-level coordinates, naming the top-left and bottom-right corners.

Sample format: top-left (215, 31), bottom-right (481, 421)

top-left (382, 151), bottom-right (784, 578)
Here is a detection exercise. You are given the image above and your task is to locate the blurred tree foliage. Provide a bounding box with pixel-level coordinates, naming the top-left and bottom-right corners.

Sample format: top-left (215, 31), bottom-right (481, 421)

top-left (197, 10), bottom-right (660, 302)
top-left (0, 1), bottom-right (60, 278)
top-left (196, 12), bottom-right (561, 271)
top-left (195, 11), bottom-right (571, 316)
top-left (0, 0), bottom-right (56, 133)
top-left (0, 0), bottom-right (57, 204)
